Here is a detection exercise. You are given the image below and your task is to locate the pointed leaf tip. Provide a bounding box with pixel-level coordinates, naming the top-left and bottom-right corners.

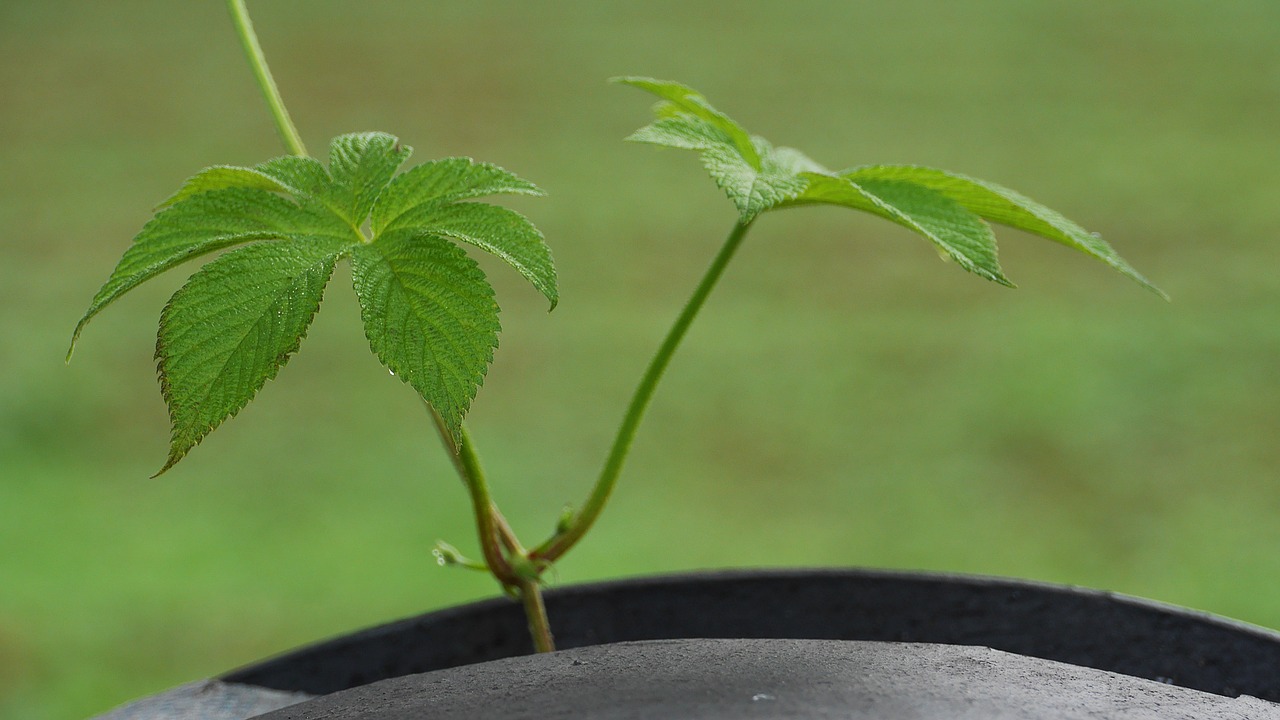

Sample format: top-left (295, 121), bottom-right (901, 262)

top-left (619, 77), bottom-right (820, 219)
top-left (370, 158), bottom-right (556, 307)
top-left (151, 457), bottom-right (178, 479)
top-left (155, 238), bottom-right (347, 474)
top-left (156, 165), bottom-right (299, 209)
top-left (327, 132), bottom-right (413, 223)
top-left (839, 165), bottom-right (1165, 296)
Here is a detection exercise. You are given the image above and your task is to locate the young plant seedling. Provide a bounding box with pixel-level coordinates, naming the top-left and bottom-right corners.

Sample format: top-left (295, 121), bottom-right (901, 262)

top-left (70, 2), bottom-right (1162, 654)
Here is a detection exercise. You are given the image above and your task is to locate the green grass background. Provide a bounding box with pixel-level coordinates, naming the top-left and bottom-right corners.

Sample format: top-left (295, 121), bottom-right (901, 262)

top-left (3, 1), bottom-right (1278, 716)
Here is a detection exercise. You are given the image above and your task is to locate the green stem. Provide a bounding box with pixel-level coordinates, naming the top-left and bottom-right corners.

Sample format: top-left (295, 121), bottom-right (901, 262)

top-left (226, 0), bottom-right (308, 157)
top-left (429, 411), bottom-right (518, 585)
top-left (455, 425), bottom-right (518, 585)
top-left (428, 410), bottom-right (554, 651)
top-left (429, 409), bottom-right (523, 556)
top-left (517, 577), bottom-right (556, 653)
top-left (535, 218), bottom-right (754, 562)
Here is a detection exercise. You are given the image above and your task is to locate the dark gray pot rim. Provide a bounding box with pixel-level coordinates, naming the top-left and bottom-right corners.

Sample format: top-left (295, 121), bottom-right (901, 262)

top-left (223, 567), bottom-right (1280, 703)
top-left (249, 638), bottom-right (1280, 720)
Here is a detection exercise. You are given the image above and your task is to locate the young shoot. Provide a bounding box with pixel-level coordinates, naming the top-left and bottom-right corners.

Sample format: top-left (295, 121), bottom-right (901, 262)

top-left (70, 4), bottom-right (1162, 655)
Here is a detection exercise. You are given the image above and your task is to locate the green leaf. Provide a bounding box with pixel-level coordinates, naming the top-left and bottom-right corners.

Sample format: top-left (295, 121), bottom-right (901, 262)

top-left (371, 157), bottom-right (556, 308)
top-left (255, 155), bottom-right (349, 223)
top-left (69, 187), bottom-right (351, 358)
top-left (327, 132), bottom-right (413, 224)
top-left (613, 76), bottom-right (760, 166)
top-left (842, 165), bottom-right (1166, 297)
top-left (616, 76), bottom-right (821, 220)
top-left (74, 130), bottom-right (554, 469)
top-left (619, 77), bottom-right (1161, 294)
top-left (155, 238), bottom-right (348, 474)
top-left (384, 202), bottom-right (557, 309)
top-left (350, 229), bottom-right (501, 441)
top-left (157, 166), bottom-right (298, 209)
top-left (792, 173), bottom-right (1011, 286)
top-left (372, 157), bottom-right (544, 233)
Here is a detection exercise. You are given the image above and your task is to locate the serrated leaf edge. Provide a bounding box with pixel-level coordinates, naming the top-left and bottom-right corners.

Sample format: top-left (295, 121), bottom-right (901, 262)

top-left (371, 157), bottom-right (546, 235)
top-left (349, 235), bottom-right (500, 444)
top-left (153, 244), bottom-right (347, 475)
top-left (67, 230), bottom-right (291, 361)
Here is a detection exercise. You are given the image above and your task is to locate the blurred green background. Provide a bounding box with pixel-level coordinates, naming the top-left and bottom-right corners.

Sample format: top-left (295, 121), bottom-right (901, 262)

top-left (3, 1), bottom-right (1278, 717)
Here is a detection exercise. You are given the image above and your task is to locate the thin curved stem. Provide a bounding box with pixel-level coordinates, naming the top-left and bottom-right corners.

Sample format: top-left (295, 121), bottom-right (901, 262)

top-left (535, 218), bottom-right (754, 563)
top-left (226, 0), bottom-right (308, 157)
top-left (428, 410), bottom-right (519, 584)
top-left (456, 424), bottom-right (521, 586)
top-left (430, 410), bottom-right (523, 555)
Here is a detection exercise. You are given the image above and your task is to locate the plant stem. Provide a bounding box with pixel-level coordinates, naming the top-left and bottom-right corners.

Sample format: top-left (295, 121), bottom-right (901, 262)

top-left (535, 218), bottom-right (755, 563)
top-left (517, 576), bottom-right (556, 652)
top-left (428, 408), bottom-right (556, 651)
top-left (429, 412), bottom-right (518, 585)
top-left (455, 424), bottom-right (509, 577)
top-left (226, 0), bottom-right (308, 157)
top-left (428, 408), bottom-right (523, 556)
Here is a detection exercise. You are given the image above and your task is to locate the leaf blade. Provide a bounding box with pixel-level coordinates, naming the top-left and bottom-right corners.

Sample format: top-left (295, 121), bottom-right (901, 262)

top-left (350, 229), bottom-right (501, 440)
top-left (157, 166), bottom-right (298, 209)
top-left (844, 165), bottom-right (1165, 297)
top-left (618, 78), bottom-right (818, 220)
top-left (327, 132), bottom-right (413, 224)
top-left (613, 76), bottom-right (760, 167)
top-left (155, 237), bottom-right (348, 474)
top-left (398, 203), bottom-right (558, 309)
top-left (792, 173), bottom-right (1011, 286)
top-left (251, 154), bottom-right (355, 223)
top-left (69, 187), bottom-right (350, 357)
top-left (372, 157), bottom-right (544, 235)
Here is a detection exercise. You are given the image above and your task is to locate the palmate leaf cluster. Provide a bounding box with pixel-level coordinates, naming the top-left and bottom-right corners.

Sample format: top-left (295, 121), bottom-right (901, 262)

top-left (70, 133), bottom-right (556, 473)
top-left (617, 77), bottom-right (1164, 296)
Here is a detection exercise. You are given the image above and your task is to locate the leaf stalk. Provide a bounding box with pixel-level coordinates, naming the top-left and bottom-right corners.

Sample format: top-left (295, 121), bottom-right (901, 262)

top-left (427, 407), bottom-right (556, 651)
top-left (429, 409), bottom-right (520, 585)
top-left (226, 0), bottom-right (308, 157)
